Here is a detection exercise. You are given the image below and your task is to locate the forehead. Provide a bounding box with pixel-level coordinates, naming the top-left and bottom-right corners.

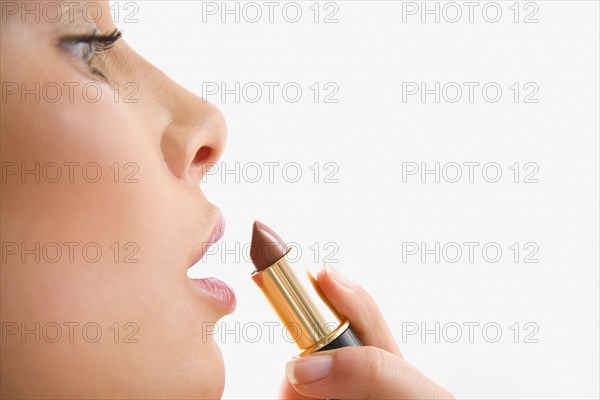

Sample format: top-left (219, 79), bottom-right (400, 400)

top-left (1, 1), bottom-right (113, 31)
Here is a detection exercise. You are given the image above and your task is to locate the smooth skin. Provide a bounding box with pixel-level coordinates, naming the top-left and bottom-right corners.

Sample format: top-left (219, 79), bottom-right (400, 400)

top-left (1, 1), bottom-right (229, 397)
top-left (1, 1), bottom-right (453, 398)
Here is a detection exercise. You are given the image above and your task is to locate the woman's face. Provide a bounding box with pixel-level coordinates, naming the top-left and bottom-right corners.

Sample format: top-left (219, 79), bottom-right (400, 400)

top-left (1, 1), bottom-right (233, 397)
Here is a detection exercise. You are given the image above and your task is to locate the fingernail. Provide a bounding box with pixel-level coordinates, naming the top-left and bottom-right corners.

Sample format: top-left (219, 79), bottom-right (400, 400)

top-left (325, 263), bottom-right (355, 288)
top-left (286, 355), bottom-right (333, 385)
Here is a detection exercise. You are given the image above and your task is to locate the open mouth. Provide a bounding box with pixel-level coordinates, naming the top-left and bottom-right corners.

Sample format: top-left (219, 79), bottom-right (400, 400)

top-left (186, 213), bottom-right (236, 314)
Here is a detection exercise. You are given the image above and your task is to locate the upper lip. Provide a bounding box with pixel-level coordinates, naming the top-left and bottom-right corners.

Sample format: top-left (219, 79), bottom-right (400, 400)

top-left (189, 211), bottom-right (225, 268)
top-left (208, 212), bottom-right (226, 245)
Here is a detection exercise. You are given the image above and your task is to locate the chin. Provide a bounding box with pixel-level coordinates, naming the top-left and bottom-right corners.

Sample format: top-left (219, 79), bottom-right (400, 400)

top-left (188, 338), bottom-right (226, 400)
top-left (205, 353), bottom-right (226, 399)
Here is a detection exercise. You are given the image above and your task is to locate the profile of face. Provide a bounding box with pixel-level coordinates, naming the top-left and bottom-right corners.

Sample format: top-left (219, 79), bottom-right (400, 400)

top-left (1, 1), bottom-right (233, 397)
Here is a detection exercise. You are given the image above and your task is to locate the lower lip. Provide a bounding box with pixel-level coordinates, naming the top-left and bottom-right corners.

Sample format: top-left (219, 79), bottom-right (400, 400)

top-left (190, 277), bottom-right (237, 314)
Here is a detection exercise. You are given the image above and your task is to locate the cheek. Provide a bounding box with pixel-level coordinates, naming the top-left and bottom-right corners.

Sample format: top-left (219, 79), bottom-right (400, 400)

top-left (1, 46), bottom-right (225, 395)
top-left (2, 88), bottom-right (167, 259)
top-left (1, 79), bottom-right (194, 313)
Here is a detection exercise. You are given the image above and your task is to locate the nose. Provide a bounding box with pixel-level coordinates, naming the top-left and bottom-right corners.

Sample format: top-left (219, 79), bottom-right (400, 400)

top-left (118, 40), bottom-right (227, 186)
top-left (157, 77), bottom-right (227, 185)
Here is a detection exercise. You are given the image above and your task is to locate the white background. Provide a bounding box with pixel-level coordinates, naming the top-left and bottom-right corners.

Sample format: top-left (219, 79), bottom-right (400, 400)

top-left (114, 1), bottom-right (599, 398)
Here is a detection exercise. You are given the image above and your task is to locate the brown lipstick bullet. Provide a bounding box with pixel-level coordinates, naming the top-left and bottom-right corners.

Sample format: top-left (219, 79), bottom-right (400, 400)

top-left (250, 221), bottom-right (362, 356)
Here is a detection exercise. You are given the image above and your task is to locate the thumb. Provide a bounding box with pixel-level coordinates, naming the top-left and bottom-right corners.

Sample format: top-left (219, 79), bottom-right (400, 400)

top-left (285, 346), bottom-right (453, 400)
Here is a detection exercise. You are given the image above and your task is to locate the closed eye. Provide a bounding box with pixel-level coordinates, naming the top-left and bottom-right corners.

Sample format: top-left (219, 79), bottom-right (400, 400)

top-left (58, 29), bottom-right (122, 81)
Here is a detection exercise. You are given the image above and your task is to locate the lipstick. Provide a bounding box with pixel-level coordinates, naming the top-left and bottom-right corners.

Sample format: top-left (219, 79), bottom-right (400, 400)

top-left (250, 221), bottom-right (362, 356)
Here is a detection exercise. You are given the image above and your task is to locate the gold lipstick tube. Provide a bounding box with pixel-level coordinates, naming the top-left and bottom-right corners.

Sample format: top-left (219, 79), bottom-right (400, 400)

top-left (251, 251), bottom-right (353, 356)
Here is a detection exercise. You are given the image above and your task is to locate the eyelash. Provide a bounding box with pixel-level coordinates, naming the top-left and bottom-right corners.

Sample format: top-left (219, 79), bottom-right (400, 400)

top-left (59, 29), bottom-right (122, 81)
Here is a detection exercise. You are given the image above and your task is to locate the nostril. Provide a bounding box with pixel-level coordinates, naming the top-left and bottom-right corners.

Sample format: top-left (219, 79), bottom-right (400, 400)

top-left (193, 146), bottom-right (212, 165)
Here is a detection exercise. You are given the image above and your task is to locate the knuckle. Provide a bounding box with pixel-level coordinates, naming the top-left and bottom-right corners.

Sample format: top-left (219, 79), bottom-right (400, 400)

top-left (364, 346), bottom-right (386, 383)
top-left (350, 347), bottom-right (386, 400)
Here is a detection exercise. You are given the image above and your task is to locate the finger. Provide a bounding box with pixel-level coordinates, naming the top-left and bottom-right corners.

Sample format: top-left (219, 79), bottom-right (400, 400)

top-left (286, 346), bottom-right (454, 400)
top-left (316, 264), bottom-right (402, 356)
top-left (279, 377), bottom-right (314, 400)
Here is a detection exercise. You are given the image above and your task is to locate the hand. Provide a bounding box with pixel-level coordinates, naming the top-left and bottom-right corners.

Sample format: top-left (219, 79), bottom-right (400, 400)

top-left (279, 265), bottom-right (454, 400)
